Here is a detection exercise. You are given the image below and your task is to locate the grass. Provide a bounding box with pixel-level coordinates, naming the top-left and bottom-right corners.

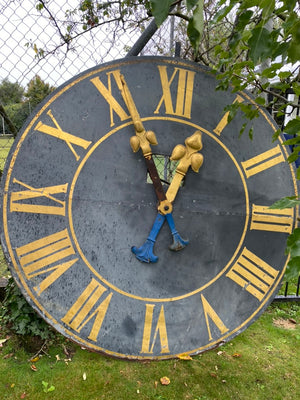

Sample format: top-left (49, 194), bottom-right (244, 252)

top-left (0, 302), bottom-right (299, 400)
top-left (0, 136), bottom-right (14, 171)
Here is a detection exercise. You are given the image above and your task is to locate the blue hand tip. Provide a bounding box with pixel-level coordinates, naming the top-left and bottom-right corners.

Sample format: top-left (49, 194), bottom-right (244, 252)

top-left (169, 233), bottom-right (189, 251)
top-left (131, 240), bottom-right (158, 263)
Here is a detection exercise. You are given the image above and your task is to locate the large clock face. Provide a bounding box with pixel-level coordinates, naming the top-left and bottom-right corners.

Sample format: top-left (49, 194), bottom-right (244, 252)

top-left (1, 57), bottom-right (298, 359)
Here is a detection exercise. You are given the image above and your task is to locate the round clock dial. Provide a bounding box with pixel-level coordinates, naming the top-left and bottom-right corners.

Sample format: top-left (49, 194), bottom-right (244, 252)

top-left (1, 57), bottom-right (298, 359)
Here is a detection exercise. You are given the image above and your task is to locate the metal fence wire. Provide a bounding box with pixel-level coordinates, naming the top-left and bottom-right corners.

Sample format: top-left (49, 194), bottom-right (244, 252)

top-left (0, 0), bottom-right (175, 160)
top-left (0, 0), bottom-right (299, 300)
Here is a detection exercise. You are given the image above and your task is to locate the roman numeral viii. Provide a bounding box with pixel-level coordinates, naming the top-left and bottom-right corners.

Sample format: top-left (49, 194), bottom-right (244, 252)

top-left (62, 278), bottom-right (112, 342)
top-left (154, 66), bottom-right (195, 119)
top-left (16, 229), bottom-right (78, 295)
top-left (226, 247), bottom-right (279, 301)
top-left (10, 178), bottom-right (68, 216)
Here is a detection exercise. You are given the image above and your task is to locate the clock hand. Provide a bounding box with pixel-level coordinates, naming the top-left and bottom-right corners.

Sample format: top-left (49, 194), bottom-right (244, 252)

top-left (120, 74), bottom-right (172, 213)
top-left (131, 131), bottom-right (203, 263)
top-left (120, 75), bottom-right (188, 262)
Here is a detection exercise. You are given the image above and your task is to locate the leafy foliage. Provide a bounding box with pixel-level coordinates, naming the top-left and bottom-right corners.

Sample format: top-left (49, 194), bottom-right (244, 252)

top-left (0, 79), bottom-right (24, 105)
top-left (1, 277), bottom-right (54, 340)
top-left (0, 76), bottom-right (55, 136)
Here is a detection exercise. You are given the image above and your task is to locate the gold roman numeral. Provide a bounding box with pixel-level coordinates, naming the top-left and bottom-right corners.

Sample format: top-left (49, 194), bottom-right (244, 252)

top-left (154, 66), bottom-right (195, 119)
top-left (35, 110), bottom-right (92, 161)
top-left (140, 304), bottom-right (170, 354)
top-left (90, 70), bottom-right (130, 127)
top-left (226, 247), bottom-right (279, 301)
top-left (250, 204), bottom-right (294, 233)
top-left (10, 178), bottom-right (68, 216)
top-left (213, 95), bottom-right (244, 136)
top-left (201, 294), bottom-right (229, 341)
top-left (15, 229), bottom-right (77, 295)
top-left (61, 278), bottom-right (112, 342)
top-left (241, 145), bottom-right (285, 178)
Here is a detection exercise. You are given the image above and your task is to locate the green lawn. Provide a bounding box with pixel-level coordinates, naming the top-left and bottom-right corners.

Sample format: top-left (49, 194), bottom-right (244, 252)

top-left (0, 136), bottom-right (14, 171)
top-left (0, 302), bottom-right (299, 400)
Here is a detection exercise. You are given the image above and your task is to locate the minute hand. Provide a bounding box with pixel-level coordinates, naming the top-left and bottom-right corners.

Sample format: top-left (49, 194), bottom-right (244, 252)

top-left (120, 75), bottom-right (171, 214)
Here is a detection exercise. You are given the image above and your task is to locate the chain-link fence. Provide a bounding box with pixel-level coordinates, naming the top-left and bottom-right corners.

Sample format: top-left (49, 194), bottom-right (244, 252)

top-left (0, 0), bottom-right (177, 170)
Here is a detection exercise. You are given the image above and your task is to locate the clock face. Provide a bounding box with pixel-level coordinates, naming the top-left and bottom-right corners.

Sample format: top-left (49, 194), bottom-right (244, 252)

top-left (1, 57), bottom-right (298, 359)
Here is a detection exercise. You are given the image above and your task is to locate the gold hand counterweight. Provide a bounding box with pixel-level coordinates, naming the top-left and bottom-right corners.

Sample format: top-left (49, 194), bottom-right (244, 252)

top-left (120, 74), bottom-right (172, 214)
top-left (166, 131), bottom-right (203, 203)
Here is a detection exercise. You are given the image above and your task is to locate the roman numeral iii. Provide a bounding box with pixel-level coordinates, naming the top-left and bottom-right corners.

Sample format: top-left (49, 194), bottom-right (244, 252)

top-left (250, 204), bottom-right (294, 234)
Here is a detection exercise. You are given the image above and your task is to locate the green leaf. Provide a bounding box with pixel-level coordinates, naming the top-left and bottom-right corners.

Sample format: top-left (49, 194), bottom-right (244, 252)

top-left (150, 0), bottom-right (173, 26)
top-left (248, 27), bottom-right (273, 64)
top-left (286, 228), bottom-right (300, 254)
top-left (186, 0), bottom-right (199, 11)
top-left (278, 71), bottom-right (292, 80)
top-left (213, 0), bottom-right (238, 23)
top-left (255, 96), bottom-right (266, 106)
top-left (283, 137), bottom-right (300, 146)
top-left (287, 149), bottom-right (300, 163)
top-left (292, 82), bottom-right (300, 96)
top-left (269, 196), bottom-right (300, 209)
top-left (187, 0), bottom-right (204, 51)
top-left (240, 0), bottom-right (261, 8)
top-left (285, 257), bottom-right (300, 280)
top-left (297, 165), bottom-right (300, 180)
top-left (284, 117), bottom-right (300, 136)
top-left (272, 128), bottom-right (281, 141)
top-left (288, 39), bottom-right (300, 64)
top-left (260, 0), bottom-right (275, 20)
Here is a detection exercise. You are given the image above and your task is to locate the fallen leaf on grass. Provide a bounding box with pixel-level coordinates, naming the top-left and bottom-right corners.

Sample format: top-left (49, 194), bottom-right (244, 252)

top-left (20, 392), bottom-right (27, 399)
top-left (232, 352), bottom-right (242, 358)
top-left (30, 364), bottom-right (38, 372)
top-left (3, 353), bottom-right (14, 359)
top-left (0, 338), bottom-right (8, 346)
top-left (177, 353), bottom-right (193, 360)
top-left (273, 318), bottom-right (296, 330)
top-left (30, 356), bottom-right (40, 363)
top-left (160, 376), bottom-right (170, 385)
